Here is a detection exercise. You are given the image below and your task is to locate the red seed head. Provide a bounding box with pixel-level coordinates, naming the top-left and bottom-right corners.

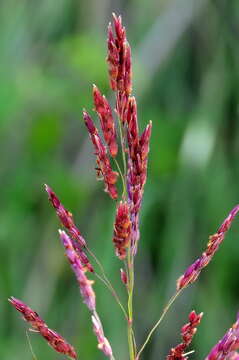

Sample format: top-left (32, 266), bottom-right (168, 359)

top-left (59, 230), bottom-right (96, 311)
top-left (205, 313), bottom-right (239, 360)
top-left (93, 85), bottom-right (118, 157)
top-left (83, 111), bottom-right (118, 199)
top-left (45, 184), bottom-right (87, 249)
top-left (113, 201), bottom-right (131, 259)
top-left (107, 14), bottom-right (132, 95)
top-left (166, 310), bottom-right (203, 360)
top-left (177, 205), bottom-right (239, 290)
top-left (9, 297), bottom-right (77, 359)
top-left (92, 314), bottom-right (113, 357)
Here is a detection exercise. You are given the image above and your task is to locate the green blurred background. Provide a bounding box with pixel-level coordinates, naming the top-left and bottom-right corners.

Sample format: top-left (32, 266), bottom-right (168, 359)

top-left (1, 0), bottom-right (239, 359)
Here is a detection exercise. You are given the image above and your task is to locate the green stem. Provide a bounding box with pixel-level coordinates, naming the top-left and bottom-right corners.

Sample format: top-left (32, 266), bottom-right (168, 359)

top-left (95, 272), bottom-right (128, 320)
top-left (136, 290), bottom-right (182, 359)
top-left (127, 248), bottom-right (136, 360)
top-left (86, 246), bottom-right (127, 320)
top-left (26, 331), bottom-right (38, 360)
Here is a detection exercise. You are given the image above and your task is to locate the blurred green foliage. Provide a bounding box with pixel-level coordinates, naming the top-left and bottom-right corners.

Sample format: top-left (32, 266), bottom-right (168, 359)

top-left (0, 0), bottom-right (239, 359)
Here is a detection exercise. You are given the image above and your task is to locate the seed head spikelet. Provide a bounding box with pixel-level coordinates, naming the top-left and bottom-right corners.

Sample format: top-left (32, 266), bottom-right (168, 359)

top-left (83, 110), bottom-right (118, 199)
top-left (59, 230), bottom-right (96, 311)
top-left (45, 184), bottom-right (93, 272)
top-left (205, 313), bottom-right (239, 360)
top-left (93, 84), bottom-right (118, 157)
top-left (107, 14), bottom-right (132, 95)
top-left (227, 352), bottom-right (239, 360)
top-left (166, 310), bottom-right (203, 360)
top-left (177, 205), bottom-right (239, 290)
top-left (113, 201), bottom-right (131, 259)
top-left (9, 297), bottom-right (77, 359)
top-left (92, 314), bottom-right (113, 358)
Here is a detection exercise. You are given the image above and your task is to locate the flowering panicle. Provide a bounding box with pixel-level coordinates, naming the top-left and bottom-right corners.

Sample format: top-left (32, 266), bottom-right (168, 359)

top-left (92, 314), bottom-right (113, 358)
top-left (45, 184), bottom-right (86, 247)
top-left (107, 13), bottom-right (132, 95)
top-left (107, 13), bottom-right (132, 128)
top-left (166, 310), bottom-right (203, 360)
top-left (107, 14), bottom-right (153, 256)
top-left (60, 230), bottom-right (114, 358)
top-left (59, 230), bottom-right (96, 311)
top-left (9, 297), bottom-right (77, 359)
top-left (205, 313), bottom-right (239, 360)
top-left (127, 119), bottom-right (152, 252)
top-left (93, 84), bottom-right (118, 157)
top-left (45, 184), bottom-right (93, 272)
top-left (113, 201), bottom-right (131, 259)
top-left (83, 110), bottom-right (118, 200)
top-left (177, 205), bottom-right (239, 290)
top-left (11, 13), bottom-right (239, 360)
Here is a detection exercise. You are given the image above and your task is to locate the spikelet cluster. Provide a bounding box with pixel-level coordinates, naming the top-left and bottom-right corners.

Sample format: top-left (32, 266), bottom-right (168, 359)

top-left (83, 13), bottom-right (152, 259)
top-left (9, 297), bottom-right (77, 359)
top-left (177, 205), bottom-right (239, 290)
top-left (45, 184), bottom-right (93, 272)
top-left (59, 230), bottom-right (96, 311)
top-left (92, 314), bottom-right (113, 357)
top-left (205, 313), bottom-right (239, 360)
top-left (113, 201), bottom-right (131, 259)
top-left (93, 85), bottom-right (118, 157)
top-left (83, 110), bottom-right (118, 200)
top-left (9, 12), bottom-right (239, 360)
top-left (166, 311), bottom-right (203, 360)
top-left (107, 13), bottom-right (132, 95)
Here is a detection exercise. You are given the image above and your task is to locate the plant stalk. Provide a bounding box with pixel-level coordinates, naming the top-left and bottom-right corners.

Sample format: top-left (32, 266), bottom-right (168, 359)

top-left (127, 249), bottom-right (136, 360)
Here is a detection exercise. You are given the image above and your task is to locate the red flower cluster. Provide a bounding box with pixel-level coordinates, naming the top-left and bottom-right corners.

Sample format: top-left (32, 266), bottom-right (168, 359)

top-left (107, 13), bottom-right (132, 95)
top-left (9, 297), bottom-right (77, 359)
top-left (177, 205), bottom-right (239, 290)
top-left (92, 314), bottom-right (113, 358)
top-left (205, 313), bottom-right (239, 360)
top-left (83, 110), bottom-right (118, 200)
top-left (166, 311), bottom-right (203, 360)
top-left (127, 106), bottom-right (152, 252)
top-left (93, 85), bottom-right (118, 157)
top-left (113, 201), bottom-right (131, 259)
top-left (45, 184), bottom-right (93, 272)
top-left (107, 14), bottom-right (152, 256)
top-left (45, 184), bottom-right (86, 247)
top-left (59, 230), bottom-right (96, 311)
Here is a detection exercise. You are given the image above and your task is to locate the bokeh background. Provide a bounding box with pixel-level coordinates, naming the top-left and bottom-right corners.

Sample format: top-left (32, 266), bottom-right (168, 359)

top-left (1, 0), bottom-right (239, 359)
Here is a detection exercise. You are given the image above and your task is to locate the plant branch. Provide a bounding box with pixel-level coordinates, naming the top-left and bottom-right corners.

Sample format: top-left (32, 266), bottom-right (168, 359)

top-left (136, 290), bottom-right (182, 359)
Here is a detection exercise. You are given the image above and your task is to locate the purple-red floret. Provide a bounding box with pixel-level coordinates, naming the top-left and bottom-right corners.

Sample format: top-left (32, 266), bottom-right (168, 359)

top-left (45, 184), bottom-right (86, 247)
top-left (113, 201), bottom-right (132, 259)
top-left (166, 310), bottom-right (203, 360)
top-left (45, 184), bottom-right (93, 272)
top-left (9, 297), bottom-right (77, 359)
top-left (93, 85), bottom-right (118, 157)
top-left (92, 314), bottom-right (113, 358)
top-left (59, 230), bottom-right (96, 311)
top-left (177, 205), bottom-right (239, 290)
top-left (205, 313), bottom-right (239, 360)
top-left (83, 110), bottom-right (118, 200)
top-left (107, 13), bottom-right (132, 95)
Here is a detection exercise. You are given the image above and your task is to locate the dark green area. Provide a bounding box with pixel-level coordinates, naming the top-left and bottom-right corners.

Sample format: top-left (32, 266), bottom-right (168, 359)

top-left (0, 0), bottom-right (239, 359)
